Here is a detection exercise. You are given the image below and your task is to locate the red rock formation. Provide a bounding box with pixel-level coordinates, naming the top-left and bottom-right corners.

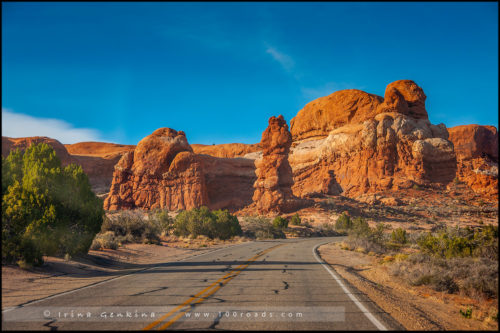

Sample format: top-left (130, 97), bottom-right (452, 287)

top-left (64, 142), bottom-right (135, 195)
top-left (448, 125), bottom-right (498, 199)
top-left (289, 80), bottom-right (457, 198)
top-left (253, 115), bottom-right (298, 213)
top-left (103, 128), bottom-right (258, 211)
top-left (2, 137), bottom-right (133, 195)
top-left (65, 142), bottom-right (135, 157)
top-left (104, 128), bottom-right (209, 211)
top-left (2, 136), bottom-right (74, 165)
top-left (191, 143), bottom-right (261, 158)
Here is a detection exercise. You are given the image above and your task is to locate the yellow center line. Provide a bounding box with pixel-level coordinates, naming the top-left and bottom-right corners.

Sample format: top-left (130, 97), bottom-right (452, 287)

top-left (142, 243), bottom-right (283, 330)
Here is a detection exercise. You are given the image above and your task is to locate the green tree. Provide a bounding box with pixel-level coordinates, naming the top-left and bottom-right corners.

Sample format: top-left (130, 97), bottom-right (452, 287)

top-left (290, 213), bottom-right (301, 225)
top-left (2, 143), bottom-right (104, 266)
top-left (335, 213), bottom-right (352, 233)
top-left (272, 216), bottom-right (288, 229)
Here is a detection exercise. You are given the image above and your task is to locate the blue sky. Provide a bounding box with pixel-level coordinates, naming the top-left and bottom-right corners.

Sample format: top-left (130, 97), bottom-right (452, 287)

top-left (2, 2), bottom-right (498, 145)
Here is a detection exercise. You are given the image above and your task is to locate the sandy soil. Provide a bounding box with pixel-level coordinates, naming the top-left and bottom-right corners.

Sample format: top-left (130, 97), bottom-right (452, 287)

top-left (2, 240), bottom-right (247, 309)
top-left (318, 242), bottom-right (498, 330)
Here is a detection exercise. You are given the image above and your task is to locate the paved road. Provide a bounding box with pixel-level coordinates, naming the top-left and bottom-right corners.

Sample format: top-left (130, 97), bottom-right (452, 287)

top-left (2, 237), bottom-right (401, 330)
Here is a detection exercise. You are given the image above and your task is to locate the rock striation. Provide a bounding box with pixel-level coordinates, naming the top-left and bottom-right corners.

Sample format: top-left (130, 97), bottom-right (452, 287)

top-left (289, 80), bottom-right (457, 198)
top-left (252, 115), bottom-right (298, 213)
top-left (448, 125), bottom-right (498, 199)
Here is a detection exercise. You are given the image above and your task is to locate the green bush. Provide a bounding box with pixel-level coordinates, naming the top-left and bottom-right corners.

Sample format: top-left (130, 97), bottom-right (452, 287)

top-left (335, 213), bottom-right (352, 233)
top-left (173, 206), bottom-right (242, 240)
top-left (416, 226), bottom-right (498, 259)
top-left (272, 216), bottom-right (288, 229)
top-left (243, 216), bottom-right (285, 239)
top-left (290, 213), bottom-right (301, 225)
top-left (99, 210), bottom-right (167, 245)
top-left (391, 228), bottom-right (407, 245)
top-left (2, 144), bottom-right (104, 266)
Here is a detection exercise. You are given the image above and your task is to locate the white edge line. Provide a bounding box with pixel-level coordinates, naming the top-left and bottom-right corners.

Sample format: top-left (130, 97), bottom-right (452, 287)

top-left (313, 243), bottom-right (388, 331)
top-left (2, 241), bottom-right (254, 314)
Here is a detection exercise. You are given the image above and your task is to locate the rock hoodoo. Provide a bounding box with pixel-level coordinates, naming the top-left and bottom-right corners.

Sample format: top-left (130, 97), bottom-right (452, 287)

top-left (252, 115), bottom-right (297, 213)
top-left (104, 128), bottom-right (209, 211)
top-left (448, 125), bottom-right (498, 199)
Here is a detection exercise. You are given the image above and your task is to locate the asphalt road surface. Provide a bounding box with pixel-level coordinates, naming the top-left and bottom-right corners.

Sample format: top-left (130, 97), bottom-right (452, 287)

top-left (2, 237), bottom-right (402, 330)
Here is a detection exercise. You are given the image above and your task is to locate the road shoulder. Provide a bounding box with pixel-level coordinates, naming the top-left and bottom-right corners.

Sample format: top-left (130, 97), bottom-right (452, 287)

top-left (318, 242), bottom-right (498, 330)
top-left (2, 241), bottom-right (249, 310)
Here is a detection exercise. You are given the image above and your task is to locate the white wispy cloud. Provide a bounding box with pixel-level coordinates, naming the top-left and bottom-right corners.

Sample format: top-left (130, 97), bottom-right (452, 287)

top-left (266, 46), bottom-right (295, 73)
top-left (2, 108), bottom-right (103, 144)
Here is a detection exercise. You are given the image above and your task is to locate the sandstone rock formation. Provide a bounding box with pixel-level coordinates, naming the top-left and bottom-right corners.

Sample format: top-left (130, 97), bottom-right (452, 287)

top-left (104, 128), bottom-right (257, 211)
top-left (448, 125), bottom-right (498, 199)
top-left (289, 80), bottom-right (457, 198)
top-left (2, 136), bottom-right (75, 165)
top-left (65, 142), bottom-right (135, 194)
top-left (252, 115), bottom-right (298, 213)
top-left (191, 143), bottom-right (261, 158)
top-left (2, 137), bottom-right (133, 195)
top-left (65, 142), bottom-right (135, 157)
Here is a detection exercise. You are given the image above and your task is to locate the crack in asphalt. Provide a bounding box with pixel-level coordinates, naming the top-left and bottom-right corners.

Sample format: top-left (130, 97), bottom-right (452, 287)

top-left (132, 286), bottom-right (168, 296)
top-left (43, 319), bottom-right (58, 331)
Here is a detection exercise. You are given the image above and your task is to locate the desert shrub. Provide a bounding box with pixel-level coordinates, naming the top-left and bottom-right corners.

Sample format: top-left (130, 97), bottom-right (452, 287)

top-left (272, 216), bottom-right (288, 229)
top-left (315, 223), bottom-right (339, 236)
top-left (417, 225), bottom-right (498, 259)
top-left (90, 231), bottom-right (118, 250)
top-left (243, 216), bottom-right (285, 239)
top-left (290, 213), bottom-right (301, 225)
top-left (148, 209), bottom-right (174, 235)
top-left (2, 144), bottom-right (104, 266)
top-left (100, 210), bottom-right (168, 245)
top-left (390, 252), bottom-right (498, 299)
top-left (334, 213), bottom-right (352, 233)
top-left (173, 207), bottom-right (242, 240)
top-left (391, 228), bottom-right (407, 245)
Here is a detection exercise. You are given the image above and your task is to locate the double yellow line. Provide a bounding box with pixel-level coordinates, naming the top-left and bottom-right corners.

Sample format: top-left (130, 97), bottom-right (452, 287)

top-left (143, 243), bottom-right (283, 330)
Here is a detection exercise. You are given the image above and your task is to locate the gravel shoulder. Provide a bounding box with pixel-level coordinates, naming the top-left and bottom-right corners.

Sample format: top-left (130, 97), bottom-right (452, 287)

top-left (318, 242), bottom-right (498, 331)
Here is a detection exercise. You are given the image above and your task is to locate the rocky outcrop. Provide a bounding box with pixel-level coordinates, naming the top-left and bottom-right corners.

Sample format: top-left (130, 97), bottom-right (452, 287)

top-left (2, 137), bottom-right (134, 195)
top-left (104, 128), bottom-right (209, 211)
top-left (289, 80), bottom-right (457, 198)
top-left (191, 143), bottom-right (261, 158)
top-left (252, 115), bottom-right (298, 213)
top-left (448, 125), bottom-right (498, 198)
top-left (65, 142), bottom-right (135, 157)
top-left (104, 128), bottom-right (258, 211)
top-left (2, 136), bottom-right (74, 165)
top-left (64, 142), bottom-right (135, 195)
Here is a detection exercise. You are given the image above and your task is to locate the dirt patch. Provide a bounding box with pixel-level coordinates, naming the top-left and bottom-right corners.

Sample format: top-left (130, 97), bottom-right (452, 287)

top-left (2, 240), bottom-right (247, 309)
top-left (318, 242), bottom-right (498, 330)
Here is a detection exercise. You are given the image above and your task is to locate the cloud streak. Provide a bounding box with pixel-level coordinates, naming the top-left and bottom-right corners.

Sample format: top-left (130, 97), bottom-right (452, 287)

top-left (266, 46), bottom-right (295, 72)
top-left (2, 108), bottom-right (103, 144)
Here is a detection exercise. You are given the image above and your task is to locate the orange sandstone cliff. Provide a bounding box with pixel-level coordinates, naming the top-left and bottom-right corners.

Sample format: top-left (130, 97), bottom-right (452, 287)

top-left (289, 80), bottom-right (457, 198)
